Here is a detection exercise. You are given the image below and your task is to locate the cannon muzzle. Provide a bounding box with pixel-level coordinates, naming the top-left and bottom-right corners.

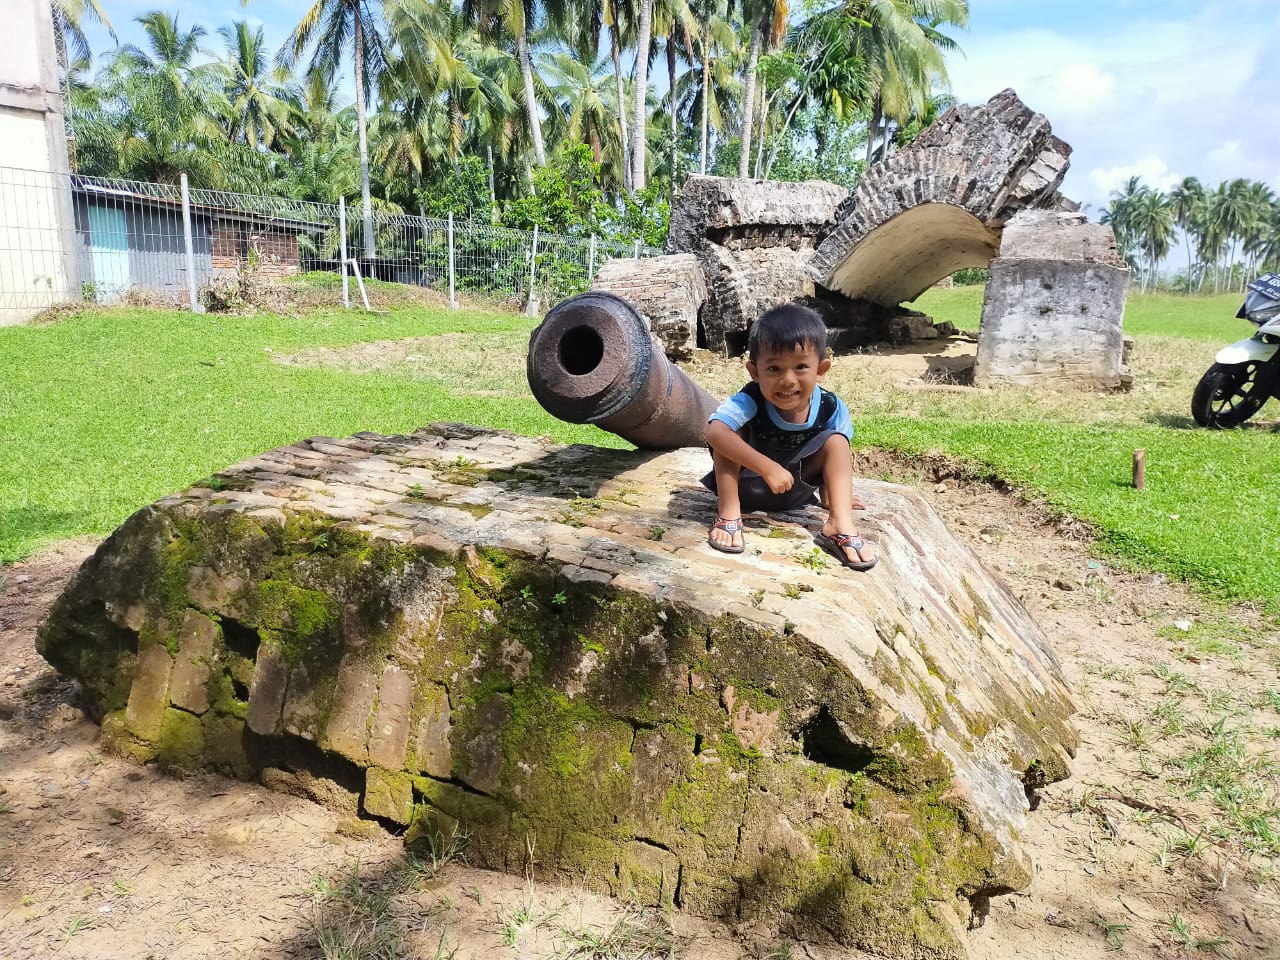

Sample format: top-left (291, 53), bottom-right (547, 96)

top-left (527, 292), bottom-right (719, 449)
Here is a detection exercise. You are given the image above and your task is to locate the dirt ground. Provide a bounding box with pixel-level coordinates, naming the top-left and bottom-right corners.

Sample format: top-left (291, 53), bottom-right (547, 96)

top-left (3, 345), bottom-right (1278, 960)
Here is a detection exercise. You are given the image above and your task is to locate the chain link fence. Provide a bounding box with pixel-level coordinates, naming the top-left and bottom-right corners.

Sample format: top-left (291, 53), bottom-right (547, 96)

top-left (0, 164), bottom-right (662, 324)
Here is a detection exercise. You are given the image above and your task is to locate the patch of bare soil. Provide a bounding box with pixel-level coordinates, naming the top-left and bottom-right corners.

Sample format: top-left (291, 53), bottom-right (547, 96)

top-left (2, 473), bottom-right (1278, 959)
top-left (276, 333), bottom-right (532, 397)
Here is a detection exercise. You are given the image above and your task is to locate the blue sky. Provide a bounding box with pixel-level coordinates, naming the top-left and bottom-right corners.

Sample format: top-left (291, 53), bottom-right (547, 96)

top-left (81, 0), bottom-right (1280, 215)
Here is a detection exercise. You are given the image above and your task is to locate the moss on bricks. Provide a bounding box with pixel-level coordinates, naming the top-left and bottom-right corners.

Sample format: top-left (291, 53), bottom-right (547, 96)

top-left (201, 712), bottom-right (252, 778)
top-left (500, 684), bottom-right (635, 836)
top-left (100, 710), bottom-right (159, 763)
top-left (364, 767), bottom-right (415, 825)
top-left (156, 707), bottom-right (205, 772)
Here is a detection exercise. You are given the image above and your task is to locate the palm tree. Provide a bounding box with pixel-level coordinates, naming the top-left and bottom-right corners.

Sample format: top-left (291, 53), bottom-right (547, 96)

top-left (673, 12), bottom-right (738, 175)
top-left (1126, 187), bottom-right (1174, 293)
top-left (1202, 179), bottom-right (1253, 292)
top-left (1100, 176), bottom-right (1143, 273)
top-left (98, 12), bottom-right (228, 184)
top-left (52, 0), bottom-right (114, 67)
top-left (654, 0), bottom-right (698, 192)
top-left (631, 0), bottom-right (657, 189)
top-left (1239, 181), bottom-right (1276, 285)
top-left (541, 52), bottom-right (623, 173)
top-left (823, 0), bottom-right (967, 168)
top-left (217, 22), bottom-right (296, 150)
top-left (1166, 176), bottom-right (1203, 293)
top-left (738, 0), bottom-right (788, 178)
top-left (462, 0), bottom-right (548, 170)
top-left (280, 0), bottom-right (388, 256)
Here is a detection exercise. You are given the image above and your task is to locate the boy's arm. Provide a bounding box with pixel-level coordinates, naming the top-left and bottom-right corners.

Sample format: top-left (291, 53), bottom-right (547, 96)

top-left (706, 420), bottom-right (794, 494)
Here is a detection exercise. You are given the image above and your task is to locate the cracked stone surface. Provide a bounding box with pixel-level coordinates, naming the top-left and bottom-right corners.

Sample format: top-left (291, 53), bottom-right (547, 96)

top-left (590, 254), bottom-right (707, 360)
top-left (666, 176), bottom-right (847, 353)
top-left (810, 89), bottom-right (1076, 307)
top-left (38, 424), bottom-right (1076, 959)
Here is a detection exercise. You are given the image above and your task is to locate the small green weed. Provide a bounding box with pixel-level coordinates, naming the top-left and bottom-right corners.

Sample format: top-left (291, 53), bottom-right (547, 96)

top-left (552, 905), bottom-right (676, 959)
top-left (1121, 718), bottom-right (1153, 751)
top-left (309, 861), bottom-right (415, 960)
top-left (1165, 912), bottom-right (1231, 955)
top-left (63, 915), bottom-right (97, 939)
top-left (498, 886), bottom-right (555, 948)
top-left (1152, 661), bottom-right (1200, 693)
top-left (1098, 919), bottom-right (1131, 951)
top-left (413, 822), bottom-right (468, 876)
top-left (797, 547), bottom-right (828, 571)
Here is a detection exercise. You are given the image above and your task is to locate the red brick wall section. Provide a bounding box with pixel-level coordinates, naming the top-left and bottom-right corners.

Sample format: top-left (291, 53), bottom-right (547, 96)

top-left (210, 218), bottom-right (300, 277)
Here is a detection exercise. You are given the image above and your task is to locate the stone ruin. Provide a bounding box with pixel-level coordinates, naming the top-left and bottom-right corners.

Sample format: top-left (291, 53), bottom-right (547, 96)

top-left (591, 89), bottom-right (1131, 390)
top-left (39, 424), bottom-right (1078, 958)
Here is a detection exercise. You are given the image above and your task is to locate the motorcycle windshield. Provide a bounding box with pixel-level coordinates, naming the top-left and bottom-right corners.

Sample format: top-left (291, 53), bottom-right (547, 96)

top-left (1242, 274), bottom-right (1280, 322)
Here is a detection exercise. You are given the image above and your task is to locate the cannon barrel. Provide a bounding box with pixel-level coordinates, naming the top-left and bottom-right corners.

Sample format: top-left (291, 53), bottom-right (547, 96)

top-left (526, 292), bottom-right (719, 449)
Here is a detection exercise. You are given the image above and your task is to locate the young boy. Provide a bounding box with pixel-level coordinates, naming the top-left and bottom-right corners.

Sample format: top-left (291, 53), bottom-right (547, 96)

top-left (703, 303), bottom-right (877, 571)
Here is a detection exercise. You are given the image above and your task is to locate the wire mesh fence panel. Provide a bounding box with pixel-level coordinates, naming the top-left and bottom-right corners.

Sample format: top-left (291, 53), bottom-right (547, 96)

top-left (0, 166), bottom-right (80, 323)
top-left (0, 163), bottom-right (663, 321)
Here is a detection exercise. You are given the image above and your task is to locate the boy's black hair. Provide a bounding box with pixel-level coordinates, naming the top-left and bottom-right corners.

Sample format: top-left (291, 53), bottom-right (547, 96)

top-left (747, 303), bottom-right (828, 361)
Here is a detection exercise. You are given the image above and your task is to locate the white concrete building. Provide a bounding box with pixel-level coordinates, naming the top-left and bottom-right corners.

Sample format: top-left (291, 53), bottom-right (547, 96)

top-left (0, 0), bottom-right (78, 324)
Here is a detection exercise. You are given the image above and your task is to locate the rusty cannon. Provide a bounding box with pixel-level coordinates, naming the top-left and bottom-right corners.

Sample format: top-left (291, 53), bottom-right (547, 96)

top-left (526, 291), bottom-right (719, 448)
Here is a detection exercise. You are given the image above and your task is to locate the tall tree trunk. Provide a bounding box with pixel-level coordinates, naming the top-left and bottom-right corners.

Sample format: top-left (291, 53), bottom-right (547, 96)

top-left (764, 93), bottom-right (804, 179)
top-left (667, 27), bottom-right (678, 195)
top-left (753, 79), bottom-right (766, 178)
top-left (700, 48), bottom-right (709, 175)
top-left (632, 0), bottom-right (653, 191)
top-left (486, 145), bottom-right (497, 223)
top-left (738, 26), bottom-right (759, 179)
top-left (1185, 227), bottom-right (1195, 294)
top-left (864, 93), bottom-right (882, 169)
top-left (610, 11), bottom-right (632, 193)
top-left (517, 28), bottom-right (546, 166)
top-left (354, 17), bottom-right (375, 257)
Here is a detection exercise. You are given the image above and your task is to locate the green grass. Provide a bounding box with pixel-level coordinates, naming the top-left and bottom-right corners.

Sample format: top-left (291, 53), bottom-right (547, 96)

top-left (855, 416), bottom-right (1279, 605)
top-left (0, 304), bottom-right (621, 562)
top-left (2, 293), bottom-right (1278, 615)
top-left (882, 287), bottom-right (1280, 611)
top-left (913, 285), bottom-right (1247, 342)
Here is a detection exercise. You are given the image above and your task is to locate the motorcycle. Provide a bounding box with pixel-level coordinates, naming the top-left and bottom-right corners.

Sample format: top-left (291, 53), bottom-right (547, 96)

top-left (1191, 273), bottom-right (1280, 428)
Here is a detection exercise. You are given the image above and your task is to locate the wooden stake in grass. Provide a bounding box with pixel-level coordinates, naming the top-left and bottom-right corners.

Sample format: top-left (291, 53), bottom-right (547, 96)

top-left (1133, 448), bottom-right (1146, 490)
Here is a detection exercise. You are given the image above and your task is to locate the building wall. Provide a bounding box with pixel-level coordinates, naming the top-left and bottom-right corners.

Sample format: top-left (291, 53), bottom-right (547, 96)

top-left (0, 0), bottom-right (76, 324)
top-left (73, 197), bottom-right (214, 302)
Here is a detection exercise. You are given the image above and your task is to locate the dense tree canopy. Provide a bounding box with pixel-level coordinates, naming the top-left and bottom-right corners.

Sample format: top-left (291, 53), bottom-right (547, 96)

top-left (56, 0), bottom-right (968, 222)
top-left (1104, 176), bottom-right (1280, 293)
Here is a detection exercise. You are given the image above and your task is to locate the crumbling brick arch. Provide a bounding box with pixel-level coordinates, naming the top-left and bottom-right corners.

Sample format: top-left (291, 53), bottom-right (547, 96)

top-left (819, 202), bottom-right (1000, 306)
top-left (809, 89), bottom-right (1074, 306)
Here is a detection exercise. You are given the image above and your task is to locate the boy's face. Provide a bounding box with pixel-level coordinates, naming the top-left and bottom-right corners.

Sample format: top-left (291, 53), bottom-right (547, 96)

top-left (746, 343), bottom-right (831, 423)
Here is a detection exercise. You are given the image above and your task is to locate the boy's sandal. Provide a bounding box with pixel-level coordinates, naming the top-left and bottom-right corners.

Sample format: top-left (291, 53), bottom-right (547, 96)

top-left (814, 531), bottom-right (878, 572)
top-left (708, 516), bottom-right (745, 554)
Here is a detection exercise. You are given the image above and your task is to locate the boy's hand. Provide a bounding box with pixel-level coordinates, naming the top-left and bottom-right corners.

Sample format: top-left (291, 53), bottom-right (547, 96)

top-left (760, 462), bottom-right (794, 494)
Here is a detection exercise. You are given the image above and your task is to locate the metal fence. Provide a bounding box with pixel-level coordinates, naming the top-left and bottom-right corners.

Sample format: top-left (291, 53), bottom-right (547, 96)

top-left (0, 164), bottom-right (661, 324)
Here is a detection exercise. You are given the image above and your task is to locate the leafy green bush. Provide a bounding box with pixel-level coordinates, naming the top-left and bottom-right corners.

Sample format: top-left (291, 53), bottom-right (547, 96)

top-left (951, 267), bottom-right (988, 286)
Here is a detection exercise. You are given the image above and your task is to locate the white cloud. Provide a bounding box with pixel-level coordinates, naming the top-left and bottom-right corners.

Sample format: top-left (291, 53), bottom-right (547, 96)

top-left (945, 2), bottom-right (1280, 213)
top-left (1048, 62), bottom-right (1115, 108)
top-left (1088, 155), bottom-right (1181, 200)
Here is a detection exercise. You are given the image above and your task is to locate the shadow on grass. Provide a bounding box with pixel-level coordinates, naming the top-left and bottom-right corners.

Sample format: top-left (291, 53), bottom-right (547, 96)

top-left (1146, 412), bottom-right (1280, 432)
top-left (0, 505), bottom-right (94, 561)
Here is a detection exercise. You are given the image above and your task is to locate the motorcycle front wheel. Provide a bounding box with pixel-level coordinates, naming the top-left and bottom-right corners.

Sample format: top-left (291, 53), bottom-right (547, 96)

top-left (1191, 360), bottom-right (1268, 428)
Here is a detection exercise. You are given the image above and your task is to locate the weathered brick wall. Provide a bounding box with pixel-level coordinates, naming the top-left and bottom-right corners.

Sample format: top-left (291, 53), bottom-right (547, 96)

top-left (210, 219), bottom-right (300, 278)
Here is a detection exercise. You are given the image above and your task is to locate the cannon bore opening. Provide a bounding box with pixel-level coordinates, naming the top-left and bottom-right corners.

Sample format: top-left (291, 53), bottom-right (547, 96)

top-left (559, 325), bottom-right (605, 376)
